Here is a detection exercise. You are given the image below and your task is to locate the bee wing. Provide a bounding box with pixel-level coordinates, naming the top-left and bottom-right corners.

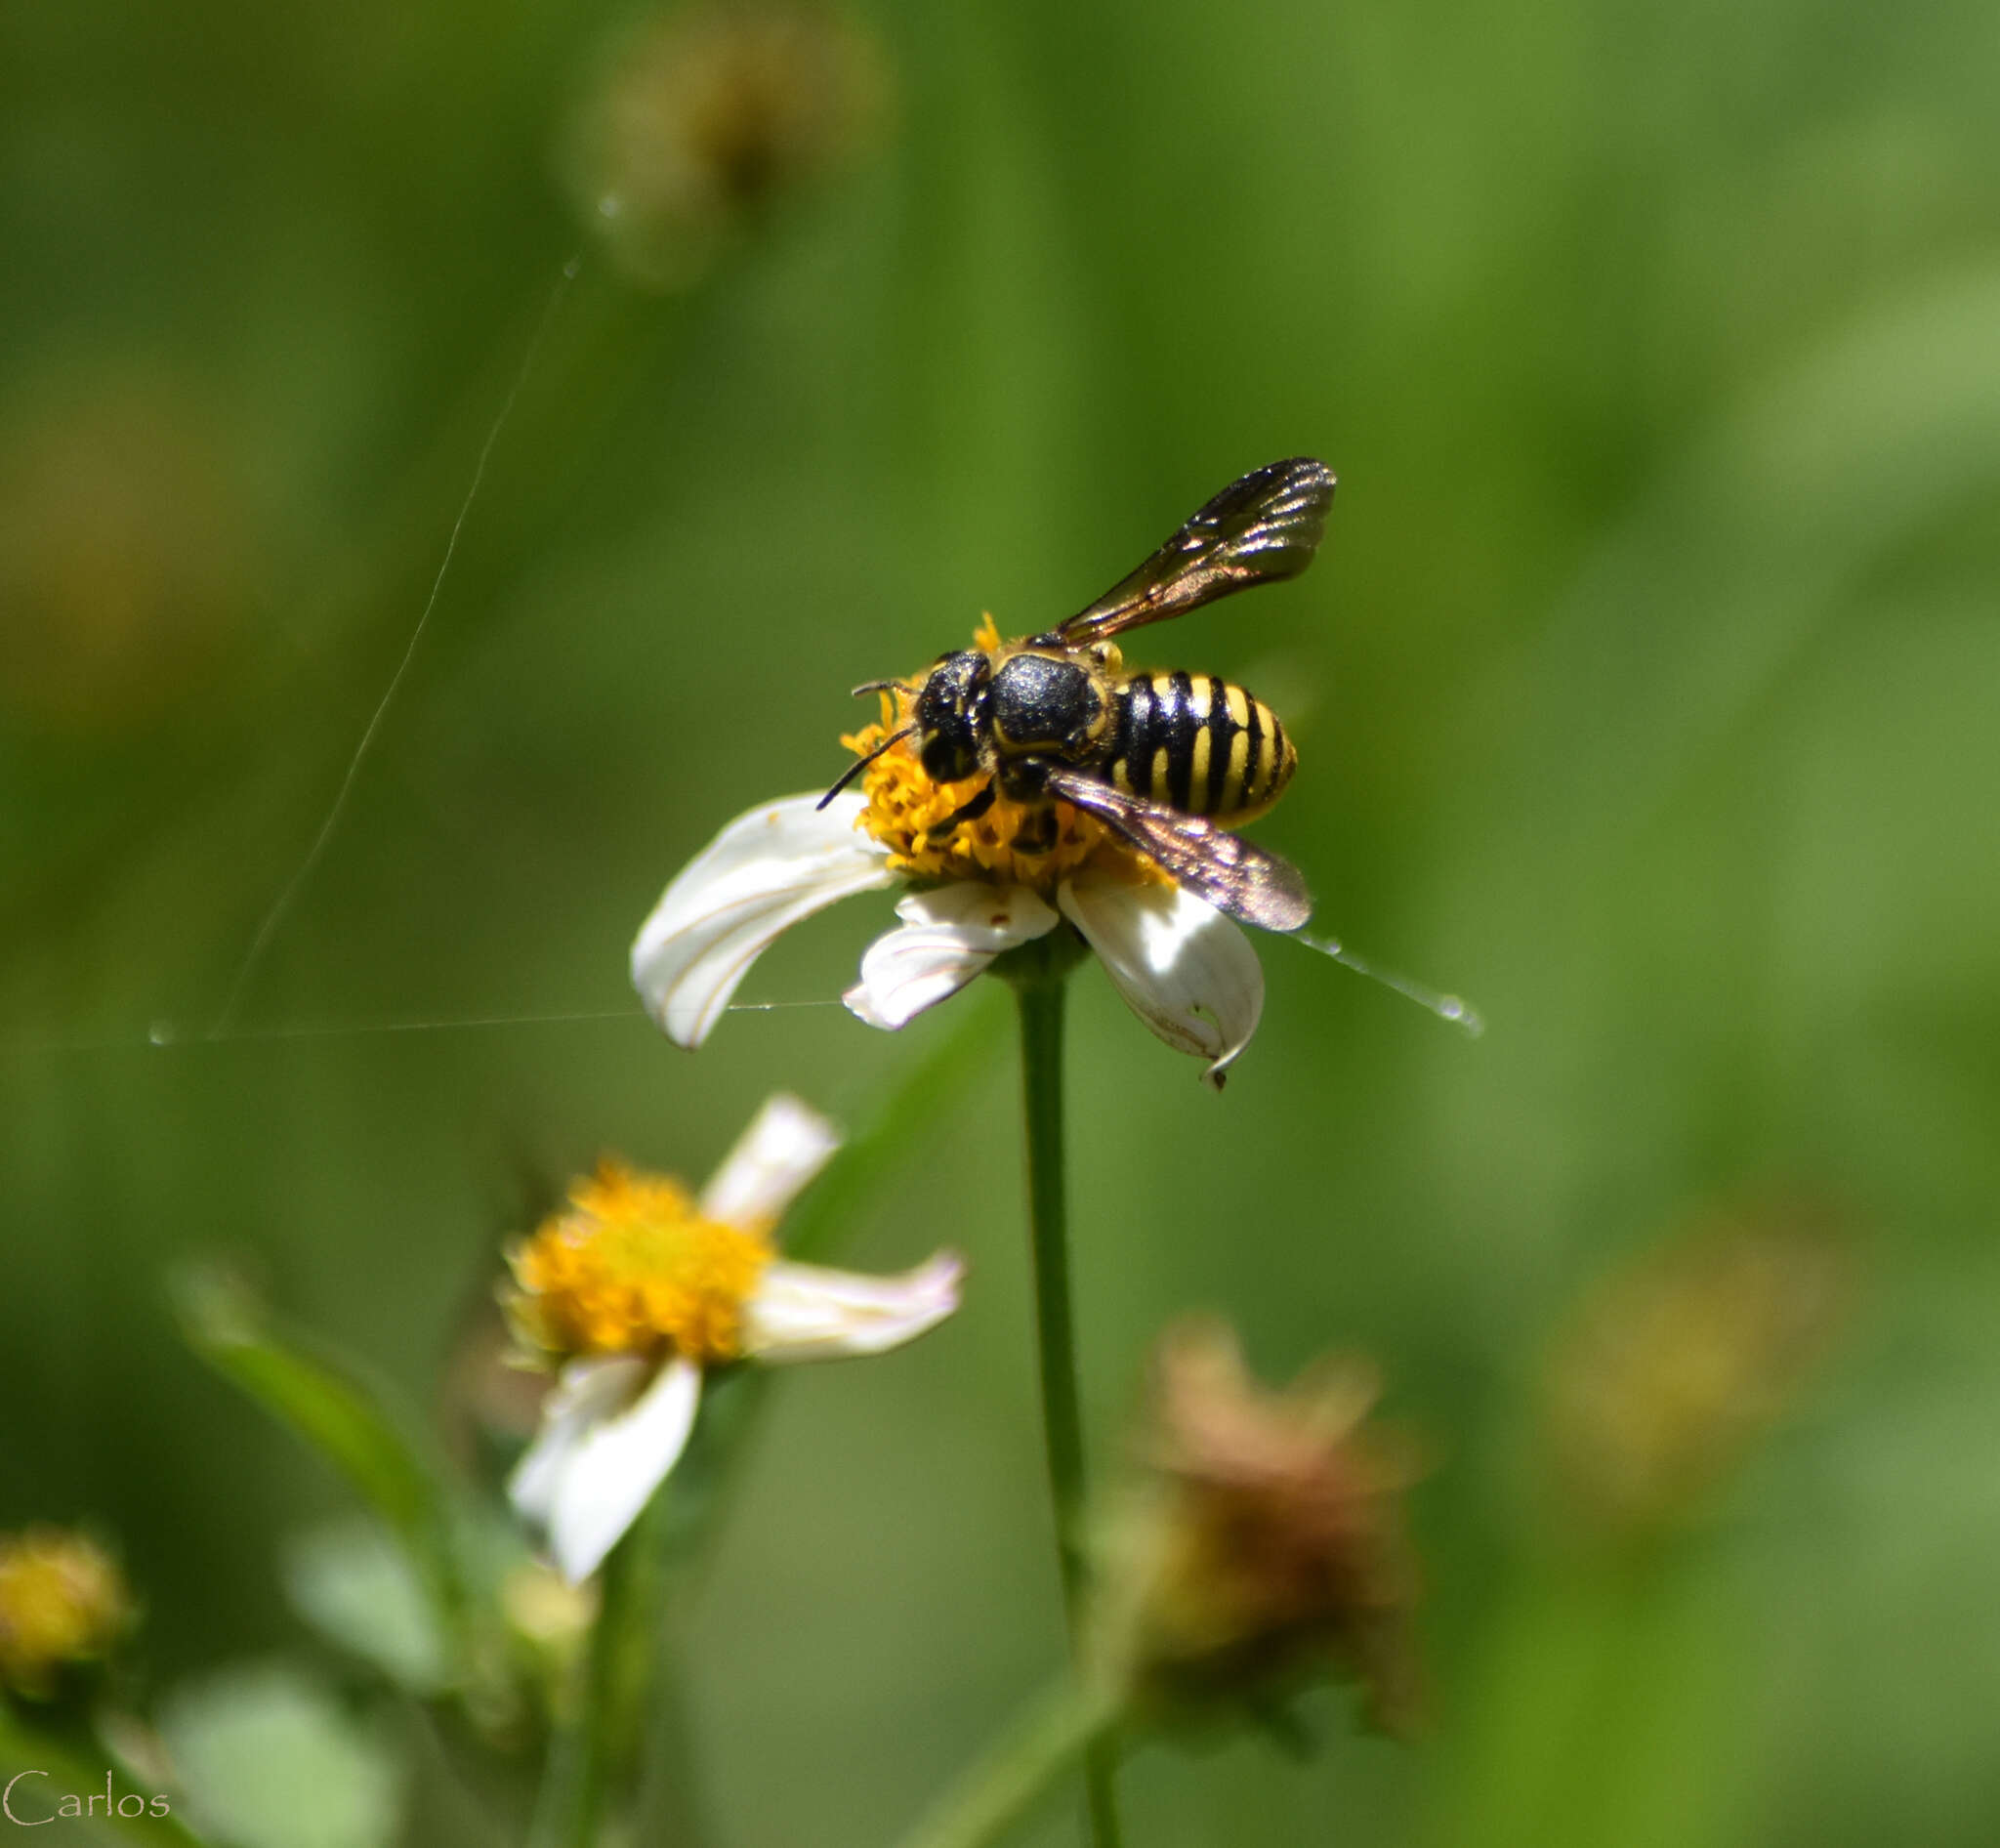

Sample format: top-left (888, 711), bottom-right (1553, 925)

top-left (1034, 458), bottom-right (1336, 648)
top-left (1044, 767), bottom-right (1312, 933)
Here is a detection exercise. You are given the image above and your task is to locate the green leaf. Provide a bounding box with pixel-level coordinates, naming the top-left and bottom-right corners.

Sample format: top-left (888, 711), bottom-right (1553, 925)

top-left (280, 1520), bottom-right (449, 1698)
top-left (172, 1267), bottom-right (468, 1673)
top-left (158, 1663), bottom-right (400, 1848)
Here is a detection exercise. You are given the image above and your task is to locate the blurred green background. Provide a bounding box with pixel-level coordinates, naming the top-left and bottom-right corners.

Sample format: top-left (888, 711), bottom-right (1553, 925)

top-left (6, 0), bottom-right (2000, 1840)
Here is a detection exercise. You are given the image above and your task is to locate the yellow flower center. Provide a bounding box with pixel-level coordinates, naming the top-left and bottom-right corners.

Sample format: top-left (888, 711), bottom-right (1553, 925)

top-left (0, 1528), bottom-right (131, 1698)
top-left (508, 1160), bottom-right (772, 1366)
top-left (845, 617), bottom-right (1169, 893)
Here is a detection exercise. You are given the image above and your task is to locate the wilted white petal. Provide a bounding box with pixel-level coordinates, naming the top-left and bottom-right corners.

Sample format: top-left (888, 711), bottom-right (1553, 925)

top-left (632, 793), bottom-right (896, 1049)
top-left (700, 1093), bottom-right (842, 1228)
top-left (1059, 872), bottom-right (1264, 1088)
top-left (741, 1252), bottom-right (965, 1362)
top-left (513, 1356), bottom-right (703, 1583)
top-left (843, 884), bottom-right (1061, 1029)
top-left (508, 1355), bottom-right (647, 1527)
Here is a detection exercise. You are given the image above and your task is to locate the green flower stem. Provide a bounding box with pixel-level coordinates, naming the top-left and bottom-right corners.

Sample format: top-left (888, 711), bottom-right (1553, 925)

top-left (637, 1643), bottom-right (715, 1848)
top-left (891, 1676), bottom-right (1121, 1848)
top-left (1006, 940), bottom-right (1124, 1848)
top-left (529, 1488), bottom-right (688, 1848)
top-left (1015, 971), bottom-right (1089, 1628)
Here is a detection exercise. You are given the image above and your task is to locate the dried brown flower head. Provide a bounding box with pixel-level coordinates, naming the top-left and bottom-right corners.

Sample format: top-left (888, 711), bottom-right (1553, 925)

top-left (566, 3), bottom-right (889, 287)
top-left (1096, 1320), bottom-right (1424, 1738)
top-left (1542, 1197), bottom-right (1852, 1544)
top-left (0, 375), bottom-right (258, 734)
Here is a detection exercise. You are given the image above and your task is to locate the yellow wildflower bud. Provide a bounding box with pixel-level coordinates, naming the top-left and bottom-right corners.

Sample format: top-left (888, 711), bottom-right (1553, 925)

top-left (0, 1527), bottom-right (134, 1700)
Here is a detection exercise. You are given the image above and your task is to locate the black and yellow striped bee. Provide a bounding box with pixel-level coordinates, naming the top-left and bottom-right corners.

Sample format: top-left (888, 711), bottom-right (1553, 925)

top-left (823, 457), bottom-right (1335, 933)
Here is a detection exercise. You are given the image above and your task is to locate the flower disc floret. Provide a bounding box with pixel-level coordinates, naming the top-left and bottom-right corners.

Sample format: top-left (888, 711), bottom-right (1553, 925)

top-left (510, 1158), bottom-right (772, 1366)
top-left (844, 619), bottom-right (1166, 894)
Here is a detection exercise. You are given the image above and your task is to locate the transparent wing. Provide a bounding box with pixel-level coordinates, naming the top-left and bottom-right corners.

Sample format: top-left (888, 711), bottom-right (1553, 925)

top-left (1044, 768), bottom-right (1312, 933)
top-left (1035, 458), bottom-right (1336, 648)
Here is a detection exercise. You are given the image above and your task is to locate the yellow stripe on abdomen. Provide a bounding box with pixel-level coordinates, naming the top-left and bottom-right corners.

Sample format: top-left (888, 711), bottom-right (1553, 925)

top-left (1230, 694), bottom-right (1295, 819)
top-left (1188, 726), bottom-right (1213, 809)
top-left (1222, 725), bottom-right (1251, 811)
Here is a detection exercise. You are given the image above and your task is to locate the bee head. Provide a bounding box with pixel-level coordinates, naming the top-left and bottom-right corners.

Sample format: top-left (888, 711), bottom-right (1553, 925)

top-left (914, 649), bottom-right (991, 782)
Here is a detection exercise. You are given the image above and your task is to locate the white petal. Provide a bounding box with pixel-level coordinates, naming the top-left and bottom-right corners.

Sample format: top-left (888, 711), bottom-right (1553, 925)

top-left (510, 1356), bottom-right (703, 1583)
top-left (631, 793), bottom-right (896, 1049)
top-left (508, 1355), bottom-right (647, 1526)
top-left (699, 1093), bottom-right (843, 1228)
top-left (741, 1252), bottom-right (965, 1362)
top-left (843, 884), bottom-right (1061, 1029)
top-left (1059, 872), bottom-right (1265, 1089)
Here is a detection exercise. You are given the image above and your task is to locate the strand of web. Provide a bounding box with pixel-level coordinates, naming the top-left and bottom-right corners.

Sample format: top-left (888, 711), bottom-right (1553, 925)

top-left (207, 251), bottom-right (586, 1041)
top-left (4, 1000), bottom-right (845, 1061)
top-left (11, 934), bottom-right (1483, 1055)
top-left (1287, 931), bottom-right (1484, 1037)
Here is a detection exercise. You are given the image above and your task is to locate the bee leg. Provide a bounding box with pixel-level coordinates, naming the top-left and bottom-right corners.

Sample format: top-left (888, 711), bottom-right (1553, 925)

top-left (926, 780), bottom-right (997, 840)
top-left (1013, 804), bottom-right (1059, 856)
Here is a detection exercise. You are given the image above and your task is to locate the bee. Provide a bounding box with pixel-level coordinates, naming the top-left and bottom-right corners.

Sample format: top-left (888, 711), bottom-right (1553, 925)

top-left (821, 457), bottom-right (1335, 933)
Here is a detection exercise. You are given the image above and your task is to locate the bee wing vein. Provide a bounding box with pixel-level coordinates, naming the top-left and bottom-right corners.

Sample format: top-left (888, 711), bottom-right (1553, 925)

top-left (1044, 768), bottom-right (1312, 933)
top-left (1038, 457), bottom-right (1335, 647)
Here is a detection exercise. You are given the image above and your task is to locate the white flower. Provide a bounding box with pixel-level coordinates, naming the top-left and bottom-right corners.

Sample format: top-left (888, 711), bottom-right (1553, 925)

top-left (633, 791), bottom-right (1268, 1087)
top-left (506, 1094), bottom-right (963, 1582)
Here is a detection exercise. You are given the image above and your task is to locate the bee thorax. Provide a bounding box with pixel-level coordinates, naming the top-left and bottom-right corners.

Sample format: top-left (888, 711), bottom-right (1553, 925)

top-left (989, 652), bottom-right (1105, 757)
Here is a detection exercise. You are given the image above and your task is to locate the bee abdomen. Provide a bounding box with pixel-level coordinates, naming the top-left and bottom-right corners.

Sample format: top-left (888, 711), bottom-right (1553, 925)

top-left (1104, 673), bottom-right (1293, 818)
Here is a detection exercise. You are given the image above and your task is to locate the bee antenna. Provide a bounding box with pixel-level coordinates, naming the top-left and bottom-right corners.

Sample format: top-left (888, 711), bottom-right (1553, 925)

top-left (850, 678), bottom-right (906, 699)
top-left (816, 725), bottom-right (914, 810)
